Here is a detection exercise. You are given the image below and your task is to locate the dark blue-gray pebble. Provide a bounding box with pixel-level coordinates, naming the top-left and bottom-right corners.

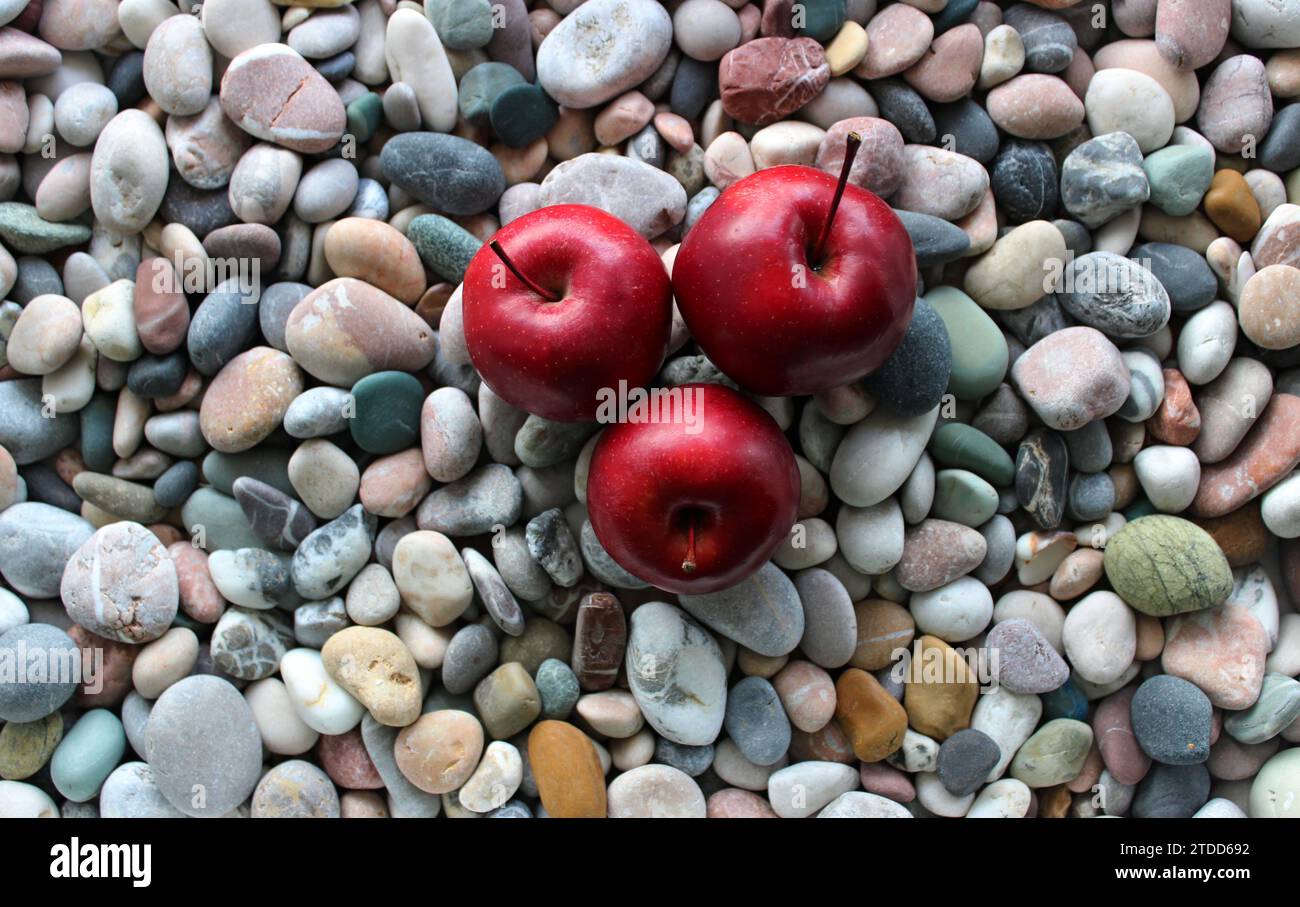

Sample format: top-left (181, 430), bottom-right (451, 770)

top-left (1062, 419), bottom-right (1112, 473)
top-left (12, 256), bottom-right (62, 303)
top-left (187, 280), bottom-right (260, 376)
top-left (1130, 241), bottom-right (1217, 313)
top-left (380, 132), bottom-right (506, 216)
top-left (20, 464), bottom-right (81, 512)
top-left (872, 79), bottom-right (936, 144)
top-left (670, 56), bottom-right (715, 120)
top-left (931, 0), bottom-right (979, 33)
top-left (107, 52), bottom-right (147, 108)
top-left (1131, 674), bottom-right (1212, 765)
top-left (862, 297), bottom-right (952, 417)
top-left (1066, 470), bottom-right (1115, 521)
top-left (936, 728), bottom-right (1001, 796)
top-left (654, 738), bottom-right (715, 777)
top-left (1258, 103), bottom-right (1300, 173)
top-left (315, 50), bottom-right (355, 82)
top-left (160, 180), bottom-right (239, 238)
top-left (896, 210), bottom-right (970, 268)
top-left (932, 99), bottom-right (999, 164)
top-left (991, 140), bottom-right (1058, 223)
top-left (1003, 2), bottom-right (1077, 73)
top-left (126, 351), bottom-right (188, 398)
top-left (154, 461), bottom-right (199, 510)
top-left (1132, 762), bottom-right (1210, 818)
top-left (722, 676), bottom-right (791, 766)
top-left (259, 282), bottom-right (312, 353)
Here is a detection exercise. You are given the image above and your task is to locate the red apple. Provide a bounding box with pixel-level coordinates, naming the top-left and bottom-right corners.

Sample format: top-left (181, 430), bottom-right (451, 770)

top-left (671, 141), bottom-right (916, 397)
top-left (462, 204), bottom-right (673, 421)
top-left (586, 383), bottom-right (799, 594)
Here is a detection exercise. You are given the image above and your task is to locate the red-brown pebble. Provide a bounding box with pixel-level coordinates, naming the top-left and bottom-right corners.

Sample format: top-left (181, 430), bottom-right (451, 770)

top-left (316, 729), bottom-right (385, 790)
top-left (1147, 368), bottom-right (1201, 445)
top-left (168, 542), bottom-right (226, 624)
top-left (718, 36), bottom-right (829, 126)
top-left (1192, 393), bottom-right (1300, 517)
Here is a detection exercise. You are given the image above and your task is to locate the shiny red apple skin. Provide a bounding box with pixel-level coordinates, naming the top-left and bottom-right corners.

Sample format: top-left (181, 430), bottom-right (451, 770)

top-left (672, 165), bottom-right (916, 397)
top-left (462, 204), bottom-right (673, 422)
top-left (586, 383), bottom-right (800, 594)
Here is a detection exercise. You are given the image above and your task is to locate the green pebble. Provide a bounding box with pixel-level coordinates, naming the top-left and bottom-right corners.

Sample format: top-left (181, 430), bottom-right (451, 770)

top-left (925, 286), bottom-right (1008, 401)
top-left (1142, 145), bottom-right (1214, 217)
top-left (1123, 496), bottom-right (1157, 521)
top-left (0, 202), bottom-right (93, 254)
top-left (79, 391), bottom-right (117, 473)
top-left (202, 448), bottom-right (295, 496)
top-left (1009, 718), bottom-right (1093, 788)
top-left (459, 62), bottom-right (526, 126)
top-left (932, 468), bottom-right (999, 527)
top-left (795, 0), bottom-right (846, 43)
top-left (1103, 515), bottom-right (1233, 617)
top-left (346, 93), bottom-right (382, 143)
top-left (50, 709), bottom-right (125, 803)
top-left (489, 83), bottom-right (559, 149)
top-left (425, 0), bottom-right (495, 50)
top-left (350, 371), bottom-right (424, 455)
top-left (1224, 674), bottom-right (1300, 745)
top-left (0, 713), bottom-right (63, 780)
top-left (535, 658), bottom-right (580, 720)
top-left (928, 422), bottom-right (1015, 487)
top-left (408, 214), bottom-right (483, 284)
top-left (181, 486), bottom-right (263, 551)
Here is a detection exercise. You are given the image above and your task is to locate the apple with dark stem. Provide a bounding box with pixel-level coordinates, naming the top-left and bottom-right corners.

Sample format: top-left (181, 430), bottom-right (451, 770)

top-left (586, 383), bottom-right (800, 594)
top-left (461, 204), bottom-right (673, 421)
top-left (671, 133), bottom-right (917, 396)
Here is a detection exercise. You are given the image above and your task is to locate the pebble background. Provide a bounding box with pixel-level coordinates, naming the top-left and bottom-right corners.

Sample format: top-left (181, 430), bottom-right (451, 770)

top-left (0, 0), bottom-right (1298, 820)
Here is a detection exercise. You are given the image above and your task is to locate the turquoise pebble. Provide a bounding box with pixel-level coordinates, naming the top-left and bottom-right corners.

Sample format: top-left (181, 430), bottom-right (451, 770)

top-left (407, 214), bottom-right (483, 284)
top-left (459, 62), bottom-right (526, 126)
top-left (425, 0), bottom-right (495, 50)
top-left (350, 371), bottom-right (424, 455)
top-left (202, 448), bottom-right (295, 497)
top-left (346, 92), bottom-right (382, 143)
top-left (926, 286), bottom-right (1008, 401)
top-left (928, 422), bottom-right (1015, 487)
top-left (1142, 145), bottom-right (1214, 217)
top-left (1040, 678), bottom-right (1089, 721)
top-left (79, 392), bottom-right (117, 473)
top-left (181, 487), bottom-right (264, 551)
top-left (51, 709), bottom-right (126, 803)
top-left (489, 83), bottom-right (559, 149)
top-left (1123, 496), bottom-right (1158, 520)
top-left (932, 468), bottom-right (999, 527)
top-left (795, 0), bottom-right (845, 43)
top-left (932, 0), bottom-right (979, 32)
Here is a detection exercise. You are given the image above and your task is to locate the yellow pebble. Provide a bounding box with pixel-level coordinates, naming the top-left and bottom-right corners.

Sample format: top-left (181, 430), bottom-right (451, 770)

top-left (825, 21), bottom-right (869, 78)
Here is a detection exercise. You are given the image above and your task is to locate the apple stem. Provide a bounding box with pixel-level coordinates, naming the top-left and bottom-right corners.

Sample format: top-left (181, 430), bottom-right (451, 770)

top-left (488, 239), bottom-right (562, 303)
top-left (811, 131), bottom-right (862, 269)
top-left (681, 515), bottom-right (697, 575)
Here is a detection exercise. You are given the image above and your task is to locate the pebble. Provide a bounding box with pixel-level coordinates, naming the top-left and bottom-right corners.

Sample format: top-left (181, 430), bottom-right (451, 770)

top-left (626, 602), bottom-right (726, 746)
top-left (1010, 327), bottom-right (1130, 431)
top-left (1105, 515), bottom-right (1233, 616)
top-left (395, 710), bottom-right (483, 794)
top-left (144, 675), bottom-right (262, 816)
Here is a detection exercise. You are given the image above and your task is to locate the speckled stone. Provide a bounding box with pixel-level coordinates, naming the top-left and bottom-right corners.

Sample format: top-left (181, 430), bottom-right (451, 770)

top-left (1104, 515), bottom-right (1233, 617)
